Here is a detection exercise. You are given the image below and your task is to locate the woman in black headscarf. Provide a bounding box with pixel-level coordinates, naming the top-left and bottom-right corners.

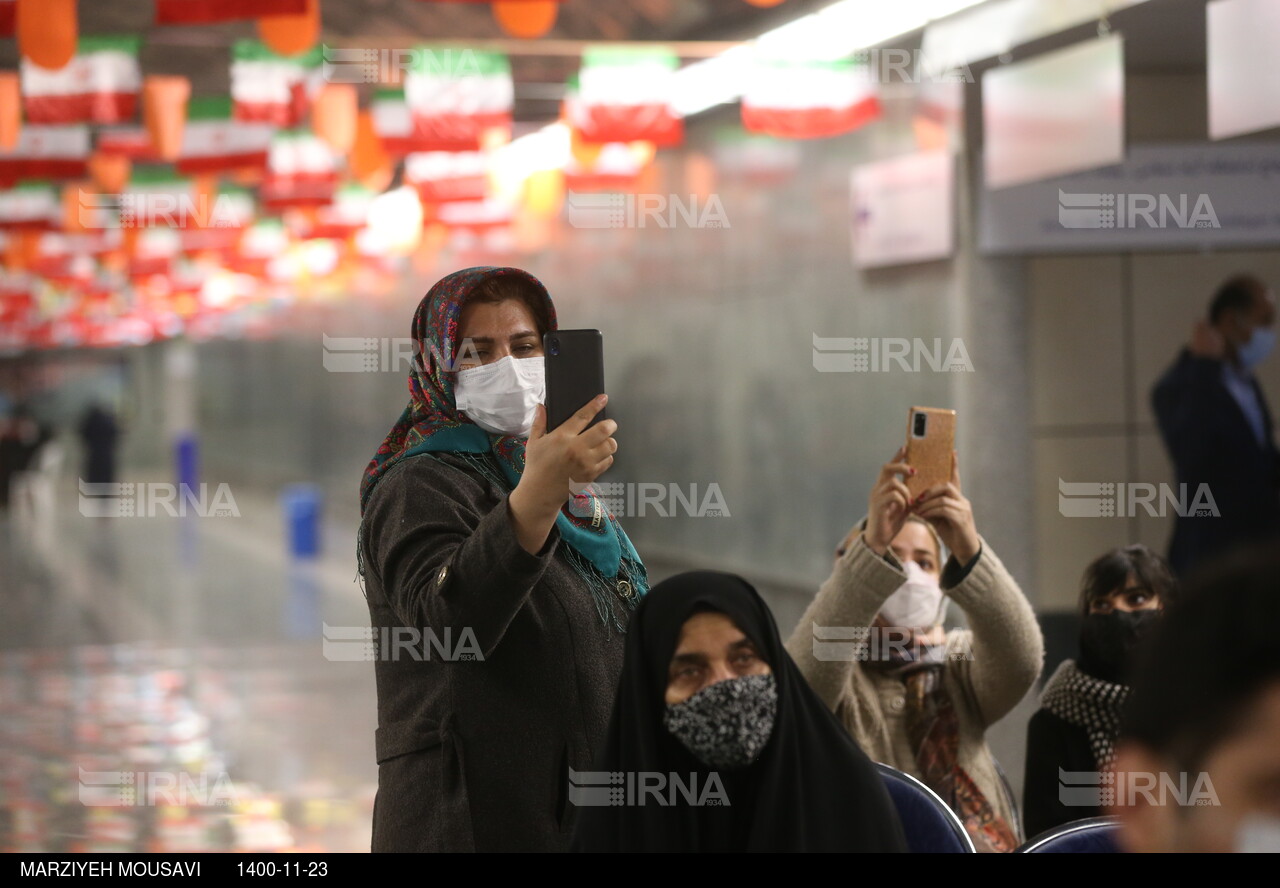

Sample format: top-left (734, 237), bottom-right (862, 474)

top-left (572, 570), bottom-right (907, 852)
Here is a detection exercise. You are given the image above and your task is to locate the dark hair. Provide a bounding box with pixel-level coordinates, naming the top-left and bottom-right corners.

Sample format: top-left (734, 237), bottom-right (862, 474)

top-left (1078, 544), bottom-right (1178, 615)
top-left (1208, 274), bottom-right (1266, 325)
top-left (461, 274), bottom-right (553, 339)
top-left (1121, 543), bottom-right (1280, 771)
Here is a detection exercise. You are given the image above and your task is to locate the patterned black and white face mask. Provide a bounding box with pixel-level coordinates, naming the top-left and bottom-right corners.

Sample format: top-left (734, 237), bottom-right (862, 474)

top-left (663, 673), bottom-right (778, 770)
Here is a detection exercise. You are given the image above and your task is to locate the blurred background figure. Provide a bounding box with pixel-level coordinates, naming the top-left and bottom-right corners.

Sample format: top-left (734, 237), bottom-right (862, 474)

top-left (1, 408), bottom-right (54, 513)
top-left (1153, 275), bottom-right (1280, 575)
top-left (1113, 545), bottom-right (1280, 853)
top-left (78, 403), bottom-right (120, 486)
top-left (787, 450), bottom-right (1043, 852)
top-left (1022, 544), bottom-right (1177, 838)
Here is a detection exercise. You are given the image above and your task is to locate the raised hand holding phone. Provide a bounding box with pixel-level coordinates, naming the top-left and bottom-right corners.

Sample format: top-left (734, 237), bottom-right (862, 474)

top-left (864, 445), bottom-right (916, 556)
top-left (508, 395), bottom-right (617, 555)
top-left (912, 451), bottom-right (981, 564)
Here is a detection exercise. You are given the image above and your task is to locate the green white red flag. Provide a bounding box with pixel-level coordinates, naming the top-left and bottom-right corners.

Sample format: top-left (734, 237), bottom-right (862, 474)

top-left (21, 36), bottom-right (143, 125)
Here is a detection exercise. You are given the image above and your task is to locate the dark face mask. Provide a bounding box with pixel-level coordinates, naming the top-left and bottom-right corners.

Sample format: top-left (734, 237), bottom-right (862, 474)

top-left (1078, 609), bottom-right (1161, 684)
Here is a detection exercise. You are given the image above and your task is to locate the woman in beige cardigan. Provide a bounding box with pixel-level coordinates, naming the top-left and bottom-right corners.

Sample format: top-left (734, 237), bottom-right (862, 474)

top-left (785, 448), bottom-right (1043, 852)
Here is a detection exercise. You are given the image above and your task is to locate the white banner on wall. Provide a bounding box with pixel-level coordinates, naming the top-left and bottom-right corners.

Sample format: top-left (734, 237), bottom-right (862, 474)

top-left (979, 141), bottom-right (1280, 254)
top-left (982, 33), bottom-right (1125, 190)
top-left (851, 149), bottom-right (954, 269)
top-left (1208, 0), bottom-right (1280, 140)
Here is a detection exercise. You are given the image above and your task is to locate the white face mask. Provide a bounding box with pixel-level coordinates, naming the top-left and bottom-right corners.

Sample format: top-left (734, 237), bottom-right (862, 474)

top-left (453, 355), bottom-right (545, 438)
top-left (878, 559), bottom-right (947, 630)
top-left (1235, 815), bottom-right (1280, 852)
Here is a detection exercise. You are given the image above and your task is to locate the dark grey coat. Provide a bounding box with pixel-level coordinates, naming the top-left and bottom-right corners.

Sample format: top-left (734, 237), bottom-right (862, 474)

top-left (359, 451), bottom-right (631, 852)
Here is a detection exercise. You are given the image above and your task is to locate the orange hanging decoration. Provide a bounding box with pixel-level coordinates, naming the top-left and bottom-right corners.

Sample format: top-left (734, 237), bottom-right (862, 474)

top-left (143, 76), bottom-right (191, 161)
top-left (258, 0), bottom-right (320, 57)
top-left (569, 126), bottom-right (603, 168)
top-left (87, 151), bottom-right (132, 194)
top-left (17, 0), bottom-right (78, 70)
top-left (0, 73), bottom-right (20, 151)
top-left (350, 111), bottom-right (392, 192)
top-left (62, 183), bottom-right (92, 234)
top-left (313, 84), bottom-right (358, 155)
top-left (493, 1), bottom-right (558, 39)
top-left (743, 0), bottom-right (787, 7)
top-left (5, 230), bottom-right (42, 272)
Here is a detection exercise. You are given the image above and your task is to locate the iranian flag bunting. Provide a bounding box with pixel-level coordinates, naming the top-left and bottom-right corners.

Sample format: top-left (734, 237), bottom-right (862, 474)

top-left (405, 151), bottom-right (489, 204)
top-left (22, 36), bottom-right (143, 125)
top-left (741, 56), bottom-right (881, 140)
top-left (0, 183), bottom-right (61, 230)
top-left (261, 130), bottom-right (337, 209)
top-left (567, 48), bottom-right (683, 147)
top-left (231, 41), bottom-right (323, 128)
top-left (178, 97), bottom-right (274, 174)
top-left (306, 184), bottom-right (375, 239)
top-left (0, 126), bottom-right (91, 185)
top-left (403, 48), bottom-right (513, 151)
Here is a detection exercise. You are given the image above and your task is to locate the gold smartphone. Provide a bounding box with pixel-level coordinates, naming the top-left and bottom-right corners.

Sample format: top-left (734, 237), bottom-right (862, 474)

top-left (904, 406), bottom-right (956, 497)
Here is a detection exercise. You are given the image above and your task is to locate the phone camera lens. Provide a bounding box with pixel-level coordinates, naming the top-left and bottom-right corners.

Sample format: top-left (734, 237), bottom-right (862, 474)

top-left (548, 338), bottom-right (560, 356)
top-left (914, 413), bottom-right (927, 437)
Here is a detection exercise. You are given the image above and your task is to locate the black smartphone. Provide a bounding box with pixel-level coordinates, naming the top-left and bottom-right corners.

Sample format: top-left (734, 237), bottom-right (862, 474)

top-left (543, 329), bottom-right (606, 432)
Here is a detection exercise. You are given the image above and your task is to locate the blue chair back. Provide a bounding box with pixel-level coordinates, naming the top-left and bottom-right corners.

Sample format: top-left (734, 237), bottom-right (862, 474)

top-left (1018, 816), bottom-right (1122, 853)
top-left (876, 762), bottom-right (976, 853)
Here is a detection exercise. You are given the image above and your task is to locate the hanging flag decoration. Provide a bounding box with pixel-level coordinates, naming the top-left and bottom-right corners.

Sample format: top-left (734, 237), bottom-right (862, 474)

top-left (405, 152), bottom-right (490, 205)
top-left (0, 72), bottom-right (19, 151)
top-left (432, 198), bottom-right (513, 233)
top-left (178, 97), bottom-right (274, 175)
top-left (0, 182), bottom-right (60, 230)
top-left (231, 40), bottom-right (323, 128)
top-left (95, 127), bottom-right (161, 161)
top-left (403, 48), bottom-right (513, 151)
top-left (234, 219), bottom-right (289, 277)
top-left (563, 142), bottom-right (651, 193)
top-left (181, 187), bottom-right (255, 256)
top-left (303, 184), bottom-right (375, 240)
top-left (121, 169), bottom-right (205, 230)
top-left (741, 55), bottom-right (881, 140)
top-left (260, 130), bottom-right (337, 210)
top-left (155, 0), bottom-right (307, 26)
top-left (22, 36), bottom-right (143, 125)
top-left (17, 0), bottom-right (78, 71)
top-left (0, 125), bottom-right (91, 187)
top-left (567, 48), bottom-right (684, 147)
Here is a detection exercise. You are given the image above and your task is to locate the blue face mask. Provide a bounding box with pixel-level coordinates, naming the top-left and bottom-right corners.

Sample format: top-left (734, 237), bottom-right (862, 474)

top-left (1238, 326), bottom-right (1276, 370)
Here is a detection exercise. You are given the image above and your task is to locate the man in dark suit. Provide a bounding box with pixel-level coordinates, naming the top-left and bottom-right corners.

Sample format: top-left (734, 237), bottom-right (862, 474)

top-left (1152, 275), bottom-right (1280, 576)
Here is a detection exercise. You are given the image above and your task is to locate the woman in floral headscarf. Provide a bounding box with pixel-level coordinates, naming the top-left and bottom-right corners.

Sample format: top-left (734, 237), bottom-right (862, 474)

top-left (358, 266), bottom-right (647, 852)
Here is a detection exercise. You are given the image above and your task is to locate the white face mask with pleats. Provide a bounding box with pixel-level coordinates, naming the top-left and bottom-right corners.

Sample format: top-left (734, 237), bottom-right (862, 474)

top-left (878, 559), bottom-right (948, 630)
top-left (453, 356), bottom-right (545, 438)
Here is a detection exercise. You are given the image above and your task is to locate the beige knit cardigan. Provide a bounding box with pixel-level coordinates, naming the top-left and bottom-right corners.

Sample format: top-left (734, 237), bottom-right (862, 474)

top-left (785, 535), bottom-right (1044, 840)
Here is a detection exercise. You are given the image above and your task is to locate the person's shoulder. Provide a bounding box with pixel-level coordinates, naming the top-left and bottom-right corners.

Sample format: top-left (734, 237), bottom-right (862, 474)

top-left (1027, 706), bottom-right (1066, 729)
top-left (366, 451), bottom-right (498, 510)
